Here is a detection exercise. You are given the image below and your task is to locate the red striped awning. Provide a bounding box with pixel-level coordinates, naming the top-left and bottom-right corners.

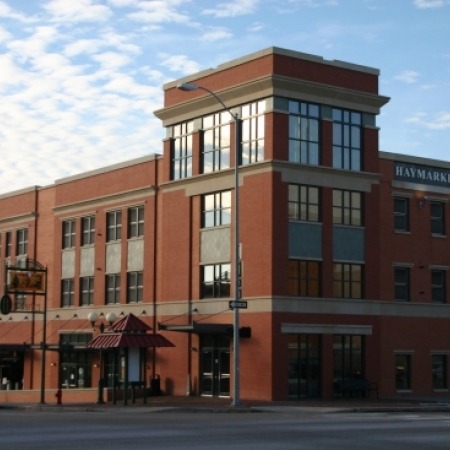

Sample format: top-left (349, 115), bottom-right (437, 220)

top-left (87, 332), bottom-right (175, 349)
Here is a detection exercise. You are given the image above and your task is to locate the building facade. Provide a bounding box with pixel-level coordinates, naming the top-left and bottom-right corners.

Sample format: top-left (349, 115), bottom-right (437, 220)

top-left (1, 47), bottom-right (450, 403)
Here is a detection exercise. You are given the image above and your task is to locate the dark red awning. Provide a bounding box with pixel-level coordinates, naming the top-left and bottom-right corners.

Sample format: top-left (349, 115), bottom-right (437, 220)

top-left (87, 332), bottom-right (175, 349)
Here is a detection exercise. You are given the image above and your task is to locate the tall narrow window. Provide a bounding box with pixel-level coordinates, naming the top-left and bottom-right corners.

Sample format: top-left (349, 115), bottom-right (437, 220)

top-left (81, 216), bottom-right (95, 246)
top-left (288, 185), bottom-right (320, 222)
top-left (394, 197), bottom-right (409, 232)
top-left (332, 108), bottom-right (362, 171)
top-left (288, 100), bottom-right (320, 165)
top-left (202, 112), bottom-right (230, 173)
top-left (242, 100), bottom-right (265, 165)
top-left (107, 211), bottom-right (122, 242)
top-left (80, 277), bottom-right (94, 306)
top-left (394, 267), bottom-right (410, 301)
top-left (62, 220), bottom-right (76, 249)
top-left (333, 263), bottom-right (363, 299)
top-left (106, 274), bottom-right (121, 304)
top-left (172, 121), bottom-right (193, 180)
top-left (128, 206), bottom-right (144, 238)
top-left (127, 271), bottom-right (143, 303)
top-left (431, 201), bottom-right (445, 235)
top-left (61, 279), bottom-right (74, 307)
top-left (431, 270), bottom-right (446, 303)
top-left (333, 190), bottom-right (362, 226)
top-left (202, 191), bottom-right (231, 228)
top-left (5, 232), bottom-right (12, 257)
top-left (16, 228), bottom-right (28, 256)
top-left (432, 354), bottom-right (447, 390)
top-left (201, 264), bottom-right (231, 298)
top-left (288, 260), bottom-right (321, 297)
top-left (395, 354), bottom-right (411, 390)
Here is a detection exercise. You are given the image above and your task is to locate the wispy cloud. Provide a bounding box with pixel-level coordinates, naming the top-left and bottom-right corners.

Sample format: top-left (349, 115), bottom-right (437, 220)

top-left (413, 0), bottom-right (448, 8)
top-left (202, 0), bottom-right (260, 18)
top-left (394, 70), bottom-right (420, 83)
top-left (158, 53), bottom-right (201, 75)
top-left (406, 111), bottom-right (450, 129)
top-left (43, 0), bottom-right (113, 23)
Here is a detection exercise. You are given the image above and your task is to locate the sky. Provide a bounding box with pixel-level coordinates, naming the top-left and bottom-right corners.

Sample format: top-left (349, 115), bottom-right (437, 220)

top-left (0, 0), bottom-right (449, 195)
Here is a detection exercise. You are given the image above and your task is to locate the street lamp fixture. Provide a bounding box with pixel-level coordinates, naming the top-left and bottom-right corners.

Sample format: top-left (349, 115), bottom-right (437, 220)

top-left (177, 82), bottom-right (242, 407)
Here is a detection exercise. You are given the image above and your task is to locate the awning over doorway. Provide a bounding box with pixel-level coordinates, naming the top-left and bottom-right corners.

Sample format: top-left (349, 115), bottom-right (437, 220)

top-left (159, 323), bottom-right (233, 335)
top-left (87, 313), bottom-right (175, 349)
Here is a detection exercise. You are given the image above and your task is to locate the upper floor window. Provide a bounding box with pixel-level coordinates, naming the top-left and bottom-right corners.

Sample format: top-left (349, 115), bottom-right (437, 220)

top-left (431, 201), bottom-right (445, 235)
top-left (394, 267), bottom-right (410, 302)
top-left (288, 100), bottom-right (320, 165)
top-left (332, 108), bottom-right (362, 171)
top-left (201, 263), bottom-right (230, 299)
top-left (431, 270), bottom-right (446, 303)
top-left (394, 196), bottom-right (409, 232)
top-left (333, 190), bottom-right (362, 226)
top-left (5, 232), bottom-right (11, 257)
top-left (288, 260), bottom-right (321, 297)
top-left (62, 220), bottom-right (76, 249)
top-left (333, 263), bottom-right (363, 299)
top-left (288, 185), bottom-right (320, 222)
top-left (107, 211), bottom-right (122, 242)
top-left (80, 276), bottom-right (94, 306)
top-left (202, 191), bottom-right (231, 228)
top-left (61, 279), bottom-right (74, 307)
top-left (172, 121), bottom-right (193, 180)
top-left (16, 228), bottom-right (28, 256)
top-left (106, 274), bottom-right (121, 304)
top-left (81, 216), bottom-right (95, 246)
top-left (127, 271), bottom-right (143, 303)
top-left (128, 206), bottom-right (144, 238)
top-left (202, 112), bottom-right (230, 173)
top-left (242, 100), bottom-right (265, 165)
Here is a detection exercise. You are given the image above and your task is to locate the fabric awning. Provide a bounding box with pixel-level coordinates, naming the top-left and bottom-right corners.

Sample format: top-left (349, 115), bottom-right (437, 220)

top-left (87, 332), bottom-right (175, 349)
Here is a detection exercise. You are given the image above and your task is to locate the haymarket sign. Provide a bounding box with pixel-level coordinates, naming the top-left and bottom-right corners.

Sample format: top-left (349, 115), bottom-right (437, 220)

top-left (394, 162), bottom-right (450, 188)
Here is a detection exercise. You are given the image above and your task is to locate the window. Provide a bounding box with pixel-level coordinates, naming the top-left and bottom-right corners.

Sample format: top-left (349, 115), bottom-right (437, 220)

top-left (127, 271), bottom-right (143, 303)
top-left (62, 220), bottom-right (76, 249)
top-left (107, 211), bottom-right (122, 242)
top-left (288, 100), bottom-right (320, 165)
top-left (242, 100), bottom-right (265, 165)
top-left (202, 191), bottom-right (231, 228)
top-left (333, 263), bottom-right (363, 299)
top-left (106, 274), bottom-right (121, 304)
top-left (394, 267), bottom-right (410, 301)
top-left (16, 228), bottom-right (28, 256)
top-left (202, 112), bottom-right (230, 173)
top-left (431, 201), bottom-right (445, 235)
top-left (432, 354), bottom-right (447, 390)
top-left (172, 121), bottom-right (193, 180)
top-left (395, 354), bottom-right (411, 390)
top-left (431, 270), bottom-right (446, 303)
top-left (61, 279), bottom-right (74, 307)
top-left (5, 232), bottom-right (11, 257)
top-left (80, 277), bottom-right (94, 306)
top-left (394, 197), bottom-right (409, 232)
top-left (333, 335), bottom-right (363, 388)
top-left (81, 216), bottom-right (95, 246)
top-left (333, 190), bottom-right (362, 226)
top-left (128, 206), bottom-right (144, 238)
top-left (201, 264), bottom-right (231, 298)
top-left (288, 260), bottom-right (321, 297)
top-left (288, 185), bottom-right (320, 222)
top-left (332, 108), bottom-right (362, 171)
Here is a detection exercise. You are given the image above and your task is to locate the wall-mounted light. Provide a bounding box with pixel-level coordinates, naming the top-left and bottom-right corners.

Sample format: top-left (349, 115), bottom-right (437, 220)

top-left (419, 196), bottom-right (428, 209)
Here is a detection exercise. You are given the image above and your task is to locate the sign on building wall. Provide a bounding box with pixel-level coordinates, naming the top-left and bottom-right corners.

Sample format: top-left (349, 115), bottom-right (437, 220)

top-left (8, 270), bottom-right (46, 293)
top-left (394, 161), bottom-right (450, 188)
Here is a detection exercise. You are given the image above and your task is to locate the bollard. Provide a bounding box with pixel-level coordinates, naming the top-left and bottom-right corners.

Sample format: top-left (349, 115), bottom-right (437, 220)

top-left (55, 389), bottom-right (62, 405)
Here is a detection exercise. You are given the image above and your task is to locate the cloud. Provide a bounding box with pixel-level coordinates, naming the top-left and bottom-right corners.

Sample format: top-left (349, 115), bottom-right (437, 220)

top-left (199, 27), bottom-right (233, 42)
top-left (0, 1), bottom-right (35, 22)
top-left (158, 53), bottom-right (201, 75)
top-left (394, 70), bottom-right (419, 83)
top-left (413, 0), bottom-right (448, 8)
top-left (406, 111), bottom-right (450, 130)
top-left (127, 0), bottom-right (190, 23)
top-left (202, 0), bottom-right (260, 18)
top-left (42, 0), bottom-right (113, 23)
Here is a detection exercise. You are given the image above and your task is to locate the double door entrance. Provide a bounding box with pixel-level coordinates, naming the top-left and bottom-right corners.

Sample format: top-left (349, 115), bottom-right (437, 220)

top-left (200, 335), bottom-right (230, 397)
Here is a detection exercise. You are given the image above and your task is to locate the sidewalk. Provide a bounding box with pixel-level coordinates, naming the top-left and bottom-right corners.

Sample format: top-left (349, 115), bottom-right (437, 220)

top-left (11, 395), bottom-right (450, 414)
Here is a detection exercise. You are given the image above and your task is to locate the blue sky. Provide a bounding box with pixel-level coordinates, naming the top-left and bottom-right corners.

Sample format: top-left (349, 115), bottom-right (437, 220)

top-left (0, 0), bottom-right (449, 194)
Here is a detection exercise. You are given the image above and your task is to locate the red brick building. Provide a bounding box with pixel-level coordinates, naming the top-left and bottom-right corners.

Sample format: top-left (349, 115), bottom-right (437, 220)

top-left (1, 47), bottom-right (450, 403)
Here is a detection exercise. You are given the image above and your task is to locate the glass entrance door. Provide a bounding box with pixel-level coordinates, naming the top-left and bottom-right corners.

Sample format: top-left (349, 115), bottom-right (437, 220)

top-left (200, 335), bottom-right (230, 397)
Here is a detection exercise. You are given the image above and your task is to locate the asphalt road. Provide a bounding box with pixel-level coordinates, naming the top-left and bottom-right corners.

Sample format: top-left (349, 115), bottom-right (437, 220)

top-left (2, 408), bottom-right (450, 449)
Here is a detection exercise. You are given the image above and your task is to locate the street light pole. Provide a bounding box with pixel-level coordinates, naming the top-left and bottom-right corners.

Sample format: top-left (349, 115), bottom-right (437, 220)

top-left (177, 82), bottom-right (241, 406)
